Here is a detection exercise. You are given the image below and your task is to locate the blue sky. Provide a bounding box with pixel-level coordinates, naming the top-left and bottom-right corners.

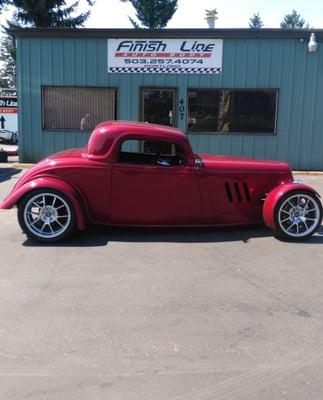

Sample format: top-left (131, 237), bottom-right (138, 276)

top-left (1, 0), bottom-right (323, 29)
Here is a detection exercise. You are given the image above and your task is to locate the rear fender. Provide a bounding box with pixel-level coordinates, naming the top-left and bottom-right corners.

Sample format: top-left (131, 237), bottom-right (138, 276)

top-left (263, 182), bottom-right (320, 230)
top-left (0, 177), bottom-right (86, 230)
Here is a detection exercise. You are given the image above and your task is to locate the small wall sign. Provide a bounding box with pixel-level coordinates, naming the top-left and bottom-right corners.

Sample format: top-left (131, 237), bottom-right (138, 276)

top-left (0, 97), bottom-right (18, 132)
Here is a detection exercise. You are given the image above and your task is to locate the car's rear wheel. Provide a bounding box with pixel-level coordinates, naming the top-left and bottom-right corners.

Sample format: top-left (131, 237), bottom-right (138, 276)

top-left (274, 190), bottom-right (322, 240)
top-left (18, 189), bottom-right (76, 242)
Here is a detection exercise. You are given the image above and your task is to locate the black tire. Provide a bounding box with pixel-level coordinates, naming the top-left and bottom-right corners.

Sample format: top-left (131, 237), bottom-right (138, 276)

top-left (11, 133), bottom-right (18, 145)
top-left (273, 190), bottom-right (322, 240)
top-left (18, 188), bottom-right (76, 243)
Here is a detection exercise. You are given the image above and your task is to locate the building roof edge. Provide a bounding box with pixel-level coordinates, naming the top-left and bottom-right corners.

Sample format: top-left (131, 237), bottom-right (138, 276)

top-left (12, 27), bottom-right (323, 40)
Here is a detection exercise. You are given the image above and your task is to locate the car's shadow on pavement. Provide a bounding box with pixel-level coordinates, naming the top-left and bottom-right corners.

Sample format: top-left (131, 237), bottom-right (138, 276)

top-left (0, 167), bottom-right (22, 183)
top-left (22, 224), bottom-right (323, 247)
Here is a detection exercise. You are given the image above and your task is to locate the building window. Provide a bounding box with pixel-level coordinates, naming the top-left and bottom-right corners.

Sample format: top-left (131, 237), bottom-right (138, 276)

top-left (42, 86), bottom-right (117, 131)
top-left (187, 89), bottom-right (278, 134)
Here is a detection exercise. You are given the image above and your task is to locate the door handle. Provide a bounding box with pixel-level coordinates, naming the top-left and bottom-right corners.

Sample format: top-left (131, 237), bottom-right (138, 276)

top-left (169, 110), bottom-right (173, 125)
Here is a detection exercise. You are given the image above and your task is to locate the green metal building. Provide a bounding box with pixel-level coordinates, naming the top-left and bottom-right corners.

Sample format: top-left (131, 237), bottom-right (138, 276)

top-left (15, 28), bottom-right (323, 170)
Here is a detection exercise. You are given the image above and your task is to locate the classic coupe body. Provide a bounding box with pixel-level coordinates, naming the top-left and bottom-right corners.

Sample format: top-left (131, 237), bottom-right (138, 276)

top-left (1, 121), bottom-right (322, 242)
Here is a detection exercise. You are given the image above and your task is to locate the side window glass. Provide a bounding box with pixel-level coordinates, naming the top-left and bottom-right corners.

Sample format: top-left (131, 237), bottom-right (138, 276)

top-left (119, 139), bottom-right (185, 166)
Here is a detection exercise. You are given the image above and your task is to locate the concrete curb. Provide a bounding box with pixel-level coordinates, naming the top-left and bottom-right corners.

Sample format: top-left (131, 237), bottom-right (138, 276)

top-left (293, 171), bottom-right (323, 176)
top-left (8, 163), bottom-right (34, 169)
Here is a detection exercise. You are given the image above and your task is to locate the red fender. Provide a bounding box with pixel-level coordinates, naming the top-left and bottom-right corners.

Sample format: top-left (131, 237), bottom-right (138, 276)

top-left (0, 177), bottom-right (86, 231)
top-left (263, 182), bottom-right (320, 230)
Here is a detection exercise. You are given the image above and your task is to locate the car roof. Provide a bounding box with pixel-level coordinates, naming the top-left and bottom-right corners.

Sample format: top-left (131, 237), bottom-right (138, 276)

top-left (86, 120), bottom-right (190, 160)
top-left (94, 120), bottom-right (187, 141)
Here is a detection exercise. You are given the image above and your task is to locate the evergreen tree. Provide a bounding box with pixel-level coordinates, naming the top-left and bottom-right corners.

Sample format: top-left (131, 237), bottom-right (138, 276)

top-left (280, 10), bottom-right (306, 29)
top-left (0, 24), bottom-right (17, 88)
top-left (249, 12), bottom-right (263, 29)
top-left (121, 0), bottom-right (178, 29)
top-left (0, 1), bottom-right (95, 88)
top-left (0, 0), bottom-right (95, 28)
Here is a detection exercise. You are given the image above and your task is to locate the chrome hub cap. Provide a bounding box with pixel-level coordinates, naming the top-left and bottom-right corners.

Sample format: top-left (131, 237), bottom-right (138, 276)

top-left (278, 194), bottom-right (320, 237)
top-left (40, 206), bottom-right (58, 224)
top-left (23, 193), bottom-right (71, 239)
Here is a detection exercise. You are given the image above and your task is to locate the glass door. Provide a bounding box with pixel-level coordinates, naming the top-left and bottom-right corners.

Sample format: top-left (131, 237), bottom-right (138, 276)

top-left (141, 88), bottom-right (176, 127)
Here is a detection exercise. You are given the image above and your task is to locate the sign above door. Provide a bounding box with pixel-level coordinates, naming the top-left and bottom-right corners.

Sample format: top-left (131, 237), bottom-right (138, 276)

top-left (107, 38), bottom-right (223, 74)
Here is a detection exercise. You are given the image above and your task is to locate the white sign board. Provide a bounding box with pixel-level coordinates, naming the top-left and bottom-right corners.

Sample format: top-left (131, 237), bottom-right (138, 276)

top-left (0, 97), bottom-right (18, 132)
top-left (107, 38), bottom-right (223, 74)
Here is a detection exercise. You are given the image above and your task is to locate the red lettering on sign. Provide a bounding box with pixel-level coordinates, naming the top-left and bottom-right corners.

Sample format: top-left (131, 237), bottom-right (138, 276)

top-left (115, 52), bottom-right (211, 58)
top-left (0, 107), bottom-right (17, 113)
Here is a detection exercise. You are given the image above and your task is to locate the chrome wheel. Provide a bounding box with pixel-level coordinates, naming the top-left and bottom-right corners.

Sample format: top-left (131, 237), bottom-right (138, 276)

top-left (23, 192), bottom-right (71, 239)
top-left (277, 193), bottom-right (320, 238)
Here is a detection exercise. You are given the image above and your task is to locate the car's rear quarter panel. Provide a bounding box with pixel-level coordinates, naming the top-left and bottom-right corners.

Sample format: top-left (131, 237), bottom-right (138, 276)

top-left (49, 163), bottom-right (111, 224)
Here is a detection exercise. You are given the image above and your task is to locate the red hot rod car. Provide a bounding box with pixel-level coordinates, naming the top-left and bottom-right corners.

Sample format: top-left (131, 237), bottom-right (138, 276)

top-left (1, 121), bottom-right (322, 242)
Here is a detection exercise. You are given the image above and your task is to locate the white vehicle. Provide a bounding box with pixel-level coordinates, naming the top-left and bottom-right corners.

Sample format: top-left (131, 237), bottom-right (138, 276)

top-left (0, 92), bottom-right (18, 145)
top-left (0, 130), bottom-right (18, 144)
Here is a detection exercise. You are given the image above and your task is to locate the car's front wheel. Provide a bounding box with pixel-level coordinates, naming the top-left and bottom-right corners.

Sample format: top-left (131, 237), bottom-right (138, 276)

top-left (18, 189), bottom-right (76, 242)
top-left (274, 190), bottom-right (322, 240)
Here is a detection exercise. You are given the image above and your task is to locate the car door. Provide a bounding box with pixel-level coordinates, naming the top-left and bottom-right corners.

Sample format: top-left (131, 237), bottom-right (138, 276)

top-left (109, 138), bottom-right (202, 225)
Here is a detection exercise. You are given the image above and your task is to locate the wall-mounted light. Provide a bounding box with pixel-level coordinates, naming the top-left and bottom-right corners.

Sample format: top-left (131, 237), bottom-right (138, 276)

top-left (308, 33), bottom-right (318, 52)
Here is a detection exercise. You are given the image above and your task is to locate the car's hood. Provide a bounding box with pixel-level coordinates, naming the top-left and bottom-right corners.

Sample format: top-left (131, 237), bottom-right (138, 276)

top-left (198, 153), bottom-right (292, 173)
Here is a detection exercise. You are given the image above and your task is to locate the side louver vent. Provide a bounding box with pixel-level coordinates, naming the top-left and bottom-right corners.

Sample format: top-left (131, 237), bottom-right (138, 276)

top-left (225, 182), bottom-right (251, 203)
top-left (224, 182), bottom-right (233, 202)
top-left (243, 182), bottom-right (251, 202)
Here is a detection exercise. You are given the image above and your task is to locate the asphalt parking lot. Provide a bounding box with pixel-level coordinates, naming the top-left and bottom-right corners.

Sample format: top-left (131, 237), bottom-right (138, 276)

top-left (1, 163), bottom-right (323, 400)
